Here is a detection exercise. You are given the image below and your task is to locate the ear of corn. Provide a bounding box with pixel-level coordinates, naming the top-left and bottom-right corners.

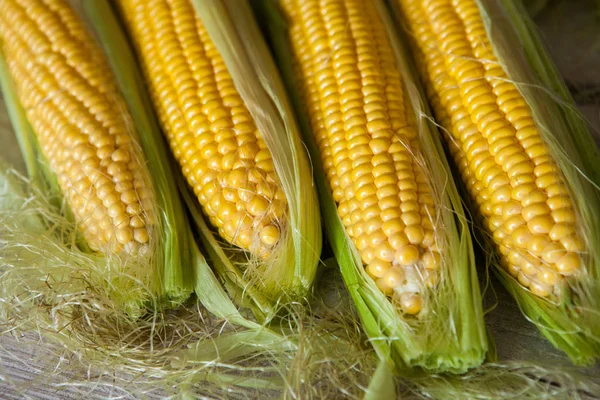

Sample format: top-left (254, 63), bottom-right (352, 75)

top-left (115, 0), bottom-right (322, 317)
top-left (257, 0), bottom-right (488, 372)
top-left (390, 0), bottom-right (600, 364)
top-left (0, 0), bottom-right (196, 312)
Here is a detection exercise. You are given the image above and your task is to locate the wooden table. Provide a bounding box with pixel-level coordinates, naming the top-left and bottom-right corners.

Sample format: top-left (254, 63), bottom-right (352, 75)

top-left (1, 1), bottom-right (599, 398)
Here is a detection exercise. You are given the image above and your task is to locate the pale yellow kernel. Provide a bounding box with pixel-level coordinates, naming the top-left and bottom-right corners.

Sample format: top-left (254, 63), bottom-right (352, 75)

top-left (102, 192), bottom-right (120, 208)
top-left (521, 256), bottom-right (540, 277)
top-left (405, 225), bottom-right (425, 245)
top-left (223, 188), bottom-right (239, 203)
top-left (362, 248), bottom-right (376, 265)
top-left (549, 223), bottom-right (574, 242)
top-left (259, 225), bottom-right (280, 247)
top-left (382, 219), bottom-right (404, 237)
top-left (111, 148), bottom-right (131, 163)
top-left (529, 280), bottom-right (551, 297)
top-left (422, 230), bottom-right (436, 247)
top-left (356, 235), bottom-right (370, 251)
top-left (399, 293), bottom-right (422, 315)
top-left (108, 203), bottom-right (126, 219)
top-left (555, 252), bottom-right (580, 275)
top-left (208, 194), bottom-right (221, 215)
top-left (375, 278), bottom-right (394, 296)
top-left (395, 245), bottom-right (420, 265)
top-left (239, 143), bottom-right (259, 160)
top-left (366, 259), bottom-right (391, 278)
top-left (236, 229), bottom-right (253, 249)
top-left (116, 227), bottom-right (133, 245)
top-left (522, 203), bottom-right (550, 222)
top-left (502, 200), bottom-right (522, 218)
top-left (114, 171), bottom-right (134, 183)
top-left (134, 228), bottom-right (150, 244)
top-left (422, 251), bottom-right (441, 270)
top-left (381, 208), bottom-right (401, 221)
top-left (369, 231), bottom-right (387, 248)
top-left (376, 242), bottom-right (396, 262)
top-left (227, 168), bottom-right (248, 188)
top-left (490, 185), bottom-right (511, 203)
top-left (127, 202), bottom-right (141, 215)
top-left (511, 226), bottom-right (532, 248)
top-left (247, 196), bottom-right (269, 217)
top-left (383, 267), bottom-right (405, 289)
top-left (560, 235), bottom-right (583, 252)
top-left (270, 199), bottom-right (286, 219)
top-left (238, 187), bottom-right (254, 202)
top-left (547, 196), bottom-right (570, 211)
top-left (504, 215), bottom-right (526, 232)
top-left (401, 211), bottom-right (421, 226)
top-left (257, 160), bottom-right (274, 173)
top-left (517, 270), bottom-right (531, 287)
top-left (535, 173), bottom-right (557, 189)
top-left (547, 183), bottom-right (567, 197)
top-left (551, 209), bottom-right (576, 224)
top-left (389, 233), bottom-right (409, 250)
top-left (507, 264), bottom-right (520, 277)
top-left (539, 269), bottom-right (560, 286)
top-left (365, 217), bottom-right (383, 234)
top-left (369, 138), bottom-right (391, 154)
top-left (120, 189), bottom-right (138, 204)
top-left (542, 242), bottom-right (566, 264)
top-left (400, 201), bottom-right (420, 213)
top-left (527, 215), bottom-right (553, 234)
top-left (512, 183), bottom-right (537, 201)
top-left (527, 235), bottom-right (550, 254)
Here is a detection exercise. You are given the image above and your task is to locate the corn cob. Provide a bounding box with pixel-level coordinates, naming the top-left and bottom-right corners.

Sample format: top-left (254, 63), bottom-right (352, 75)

top-left (279, 0), bottom-right (443, 315)
top-left (261, 0), bottom-right (487, 371)
top-left (394, 0), bottom-right (582, 298)
top-left (0, 0), bottom-right (199, 312)
top-left (115, 0), bottom-right (321, 311)
top-left (0, 0), bottom-right (154, 254)
top-left (118, 0), bottom-right (286, 258)
top-left (391, 0), bottom-right (600, 364)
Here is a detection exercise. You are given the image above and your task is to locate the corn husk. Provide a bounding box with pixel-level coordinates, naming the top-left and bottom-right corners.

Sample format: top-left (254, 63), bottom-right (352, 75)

top-left (110, 0), bottom-right (322, 321)
top-left (0, 12), bottom-right (190, 315)
top-left (481, 0), bottom-right (600, 365)
top-left (256, 0), bottom-right (489, 373)
top-left (389, 0), bottom-right (600, 365)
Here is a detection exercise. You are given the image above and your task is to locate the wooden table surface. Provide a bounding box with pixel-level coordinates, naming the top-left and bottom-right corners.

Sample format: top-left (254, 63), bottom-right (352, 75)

top-left (1, 1), bottom-right (599, 399)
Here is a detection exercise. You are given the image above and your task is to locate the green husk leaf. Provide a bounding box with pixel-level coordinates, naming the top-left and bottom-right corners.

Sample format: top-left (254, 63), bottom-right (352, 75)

top-left (83, 0), bottom-right (195, 306)
top-left (256, 0), bottom-right (488, 373)
top-left (179, 0), bottom-right (323, 319)
top-left (473, 0), bottom-right (600, 365)
top-left (365, 360), bottom-right (397, 400)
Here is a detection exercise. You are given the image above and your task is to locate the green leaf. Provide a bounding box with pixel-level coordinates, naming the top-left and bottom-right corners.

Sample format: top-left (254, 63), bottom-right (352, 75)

top-left (365, 360), bottom-right (397, 400)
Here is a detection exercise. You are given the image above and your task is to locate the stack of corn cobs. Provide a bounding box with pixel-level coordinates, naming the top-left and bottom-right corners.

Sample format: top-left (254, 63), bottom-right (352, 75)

top-left (0, 0), bottom-right (599, 395)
